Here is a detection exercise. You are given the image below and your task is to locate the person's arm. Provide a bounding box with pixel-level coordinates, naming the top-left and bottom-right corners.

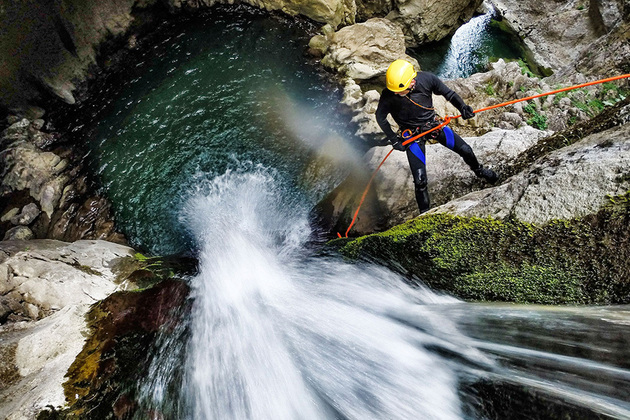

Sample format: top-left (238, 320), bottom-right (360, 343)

top-left (430, 74), bottom-right (475, 119)
top-left (375, 95), bottom-right (397, 141)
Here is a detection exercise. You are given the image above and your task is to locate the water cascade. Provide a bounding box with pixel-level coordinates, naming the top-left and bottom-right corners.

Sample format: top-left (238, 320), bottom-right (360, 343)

top-left (409, 11), bottom-right (524, 79)
top-left (132, 167), bottom-right (630, 419)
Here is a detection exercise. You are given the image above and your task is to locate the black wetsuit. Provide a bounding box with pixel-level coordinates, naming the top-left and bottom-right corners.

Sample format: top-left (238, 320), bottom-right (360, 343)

top-left (375, 72), bottom-right (482, 213)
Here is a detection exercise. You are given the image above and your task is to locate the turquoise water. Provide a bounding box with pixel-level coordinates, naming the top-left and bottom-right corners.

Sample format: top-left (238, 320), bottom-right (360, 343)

top-left (409, 13), bottom-right (524, 79)
top-left (80, 9), bottom-right (526, 256)
top-left (83, 7), bottom-right (360, 255)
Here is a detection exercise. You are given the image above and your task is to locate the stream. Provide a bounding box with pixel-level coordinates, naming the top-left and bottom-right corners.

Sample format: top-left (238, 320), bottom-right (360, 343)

top-left (77, 6), bottom-right (630, 419)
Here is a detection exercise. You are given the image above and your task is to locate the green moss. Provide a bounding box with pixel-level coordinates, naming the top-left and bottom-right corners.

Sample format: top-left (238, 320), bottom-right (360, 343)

top-left (339, 196), bottom-right (630, 305)
top-left (517, 59), bottom-right (535, 77)
top-left (456, 265), bottom-right (584, 304)
top-left (523, 103), bottom-right (548, 129)
top-left (485, 83), bottom-right (495, 96)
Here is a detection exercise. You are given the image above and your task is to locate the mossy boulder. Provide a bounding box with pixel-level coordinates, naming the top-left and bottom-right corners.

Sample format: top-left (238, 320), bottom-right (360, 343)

top-left (38, 279), bottom-right (190, 419)
top-left (337, 192), bottom-right (630, 304)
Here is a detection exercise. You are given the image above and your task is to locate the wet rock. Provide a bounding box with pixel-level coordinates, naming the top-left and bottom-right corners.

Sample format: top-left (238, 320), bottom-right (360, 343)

top-left (0, 239), bottom-right (138, 420)
top-left (57, 278), bottom-right (190, 418)
top-left (10, 203), bottom-right (41, 226)
top-left (387, 0), bottom-right (484, 46)
top-left (3, 226), bottom-right (34, 241)
top-left (336, 189), bottom-right (630, 304)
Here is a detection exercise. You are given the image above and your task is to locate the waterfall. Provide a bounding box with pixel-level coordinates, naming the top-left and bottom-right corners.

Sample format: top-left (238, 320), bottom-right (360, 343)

top-left (436, 13), bottom-right (494, 79)
top-left (133, 165), bottom-right (630, 420)
top-left (160, 165), bottom-right (488, 419)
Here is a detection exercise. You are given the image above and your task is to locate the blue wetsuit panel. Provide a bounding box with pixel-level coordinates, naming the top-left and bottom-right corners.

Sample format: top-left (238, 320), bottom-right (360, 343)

top-left (409, 142), bottom-right (426, 164)
top-left (444, 126), bottom-right (455, 150)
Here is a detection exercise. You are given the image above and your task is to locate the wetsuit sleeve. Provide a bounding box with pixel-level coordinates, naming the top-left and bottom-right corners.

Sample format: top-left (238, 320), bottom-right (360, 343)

top-left (429, 74), bottom-right (469, 113)
top-left (375, 95), bottom-right (397, 141)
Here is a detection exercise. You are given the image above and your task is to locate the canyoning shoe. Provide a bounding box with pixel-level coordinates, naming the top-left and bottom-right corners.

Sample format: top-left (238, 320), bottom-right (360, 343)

top-left (474, 166), bottom-right (499, 184)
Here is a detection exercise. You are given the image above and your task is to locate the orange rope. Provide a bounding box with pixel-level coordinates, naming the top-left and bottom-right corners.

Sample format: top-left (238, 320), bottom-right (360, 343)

top-left (337, 73), bottom-right (630, 238)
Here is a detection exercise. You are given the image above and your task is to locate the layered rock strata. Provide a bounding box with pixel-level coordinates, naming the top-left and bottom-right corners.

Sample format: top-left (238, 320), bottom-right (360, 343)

top-left (0, 118), bottom-right (125, 244)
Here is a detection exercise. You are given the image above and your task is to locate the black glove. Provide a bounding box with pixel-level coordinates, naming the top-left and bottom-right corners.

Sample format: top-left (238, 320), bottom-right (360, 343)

top-left (391, 140), bottom-right (406, 151)
top-left (461, 105), bottom-right (475, 120)
top-left (391, 137), bottom-right (407, 151)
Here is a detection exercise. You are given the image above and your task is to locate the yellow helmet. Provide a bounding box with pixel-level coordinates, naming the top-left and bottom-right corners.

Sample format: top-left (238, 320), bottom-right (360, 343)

top-left (386, 59), bottom-right (417, 92)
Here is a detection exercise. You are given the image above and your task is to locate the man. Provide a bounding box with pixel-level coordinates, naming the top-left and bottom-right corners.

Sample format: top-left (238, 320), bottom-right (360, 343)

top-left (375, 59), bottom-right (498, 214)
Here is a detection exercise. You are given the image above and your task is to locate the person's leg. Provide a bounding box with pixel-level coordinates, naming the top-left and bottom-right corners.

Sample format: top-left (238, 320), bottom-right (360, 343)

top-left (406, 141), bottom-right (431, 213)
top-left (435, 127), bottom-right (499, 183)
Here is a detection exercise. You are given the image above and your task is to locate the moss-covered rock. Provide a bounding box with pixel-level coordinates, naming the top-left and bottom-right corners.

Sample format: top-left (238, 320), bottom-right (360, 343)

top-left (337, 191), bottom-right (630, 304)
top-left (37, 279), bottom-right (189, 419)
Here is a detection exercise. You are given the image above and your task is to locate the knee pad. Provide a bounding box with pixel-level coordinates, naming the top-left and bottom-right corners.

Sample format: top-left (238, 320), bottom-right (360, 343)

top-left (414, 175), bottom-right (428, 190)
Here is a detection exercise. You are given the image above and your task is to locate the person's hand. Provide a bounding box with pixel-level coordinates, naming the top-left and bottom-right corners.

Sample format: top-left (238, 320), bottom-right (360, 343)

top-left (391, 135), bottom-right (407, 151)
top-left (461, 105), bottom-right (475, 120)
top-left (392, 140), bottom-right (406, 151)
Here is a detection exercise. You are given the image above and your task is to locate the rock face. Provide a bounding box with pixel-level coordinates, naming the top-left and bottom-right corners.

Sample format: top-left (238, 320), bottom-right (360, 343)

top-left (489, 0), bottom-right (629, 76)
top-left (0, 0), bottom-right (486, 113)
top-left (387, 0), bottom-right (484, 45)
top-left (0, 0), bottom-right (144, 112)
top-left (0, 0), bottom-right (361, 114)
top-left (0, 119), bottom-right (125, 244)
top-left (315, 47), bottom-right (629, 236)
top-left (0, 240), bottom-right (136, 420)
top-left (430, 103), bottom-right (630, 223)
top-left (317, 125), bottom-right (550, 235)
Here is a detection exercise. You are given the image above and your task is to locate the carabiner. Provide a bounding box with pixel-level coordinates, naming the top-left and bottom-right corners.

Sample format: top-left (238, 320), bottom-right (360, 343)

top-left (401, 129), bottom-right (413, 139)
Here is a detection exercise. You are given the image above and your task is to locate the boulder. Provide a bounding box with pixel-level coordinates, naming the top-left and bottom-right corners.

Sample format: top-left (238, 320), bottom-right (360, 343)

top-left (3, 226), bottom-right (34, 241)
top-left (321, 18), bottom-right (418, 80)
top-left (10, 203), bottom-right (41, 226)
top-left (0, 239), bottom-right (137, 420)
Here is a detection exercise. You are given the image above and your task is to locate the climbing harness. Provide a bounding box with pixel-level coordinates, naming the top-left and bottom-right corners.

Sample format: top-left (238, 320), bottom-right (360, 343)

top-left (337, 73), bottom-right (630, 238)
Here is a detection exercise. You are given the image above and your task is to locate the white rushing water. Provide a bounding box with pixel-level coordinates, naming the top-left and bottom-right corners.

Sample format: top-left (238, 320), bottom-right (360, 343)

top-left (176, 165), bottom-right (491, 420)
top-left (435, 13), bottom-right (493, 79)
top-left (134, 165), bottom-right (630, 420)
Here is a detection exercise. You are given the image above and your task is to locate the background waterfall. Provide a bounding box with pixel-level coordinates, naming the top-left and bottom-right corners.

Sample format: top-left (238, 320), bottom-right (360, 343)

top-left (409, 11), bottom-right (524, 79)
